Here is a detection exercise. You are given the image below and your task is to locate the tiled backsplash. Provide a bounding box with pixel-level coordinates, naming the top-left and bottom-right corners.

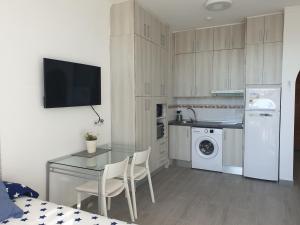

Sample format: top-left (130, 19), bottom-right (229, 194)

top-left (168, 97), bottom-right (244, 122)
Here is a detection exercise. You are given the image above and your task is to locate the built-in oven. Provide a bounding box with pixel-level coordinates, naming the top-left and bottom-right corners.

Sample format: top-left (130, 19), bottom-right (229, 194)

top-left (157, 122), bottom-right (165, 139)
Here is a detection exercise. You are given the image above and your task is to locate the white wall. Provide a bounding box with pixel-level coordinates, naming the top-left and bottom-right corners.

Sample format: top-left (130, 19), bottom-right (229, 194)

top-left (0, 0), bottom-right (112, 203)
top-left (280, 5), bottom-right (300, 181)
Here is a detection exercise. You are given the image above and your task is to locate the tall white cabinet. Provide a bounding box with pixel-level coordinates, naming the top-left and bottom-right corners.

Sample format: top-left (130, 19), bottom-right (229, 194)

top-left (110, 0), bottom-right (170, 172)
top-left (245, 13), bottom-right (283, 85)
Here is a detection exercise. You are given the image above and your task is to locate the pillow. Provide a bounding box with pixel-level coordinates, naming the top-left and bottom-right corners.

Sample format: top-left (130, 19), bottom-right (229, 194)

top-left (3, 182), bottom-right (39, 199)
top-left (0, 181), bottom-right (23, 222)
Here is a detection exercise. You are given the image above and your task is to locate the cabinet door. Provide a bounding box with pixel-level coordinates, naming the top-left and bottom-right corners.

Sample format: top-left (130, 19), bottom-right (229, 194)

top-left (195, 51), bottom-right (213, 96)
top-left (264, 14), bottom-right (283, 43)
top-left (160, 24), bottom-right (169, 49)
top-left (135, 36), bottom-right (146, 96)
top-left (144, 10), bottom-right (152, 40)
top-left (111, 1), bottom-right (134, 36)
top-left (151, 44), bottom-right (161, 96)
top-left (223, 129), bottom-right (243, 167)
top-left (263, 42), bottom-right (282, 84)
top-left (246, 16), bottom-right (264, 44)
top-left (212, 50), bottom-right (230, 90)
top-left (174, 54), bottom-right (195, 97)
top-left (232, 23), bottom-right (245, 49)
top-left (245, 44), bottom-right (263, 84)
top-left (152, 17), bottom-right (161, 45)
top-left (214, 26), bottom-right (232, 50)
top-left (175, 30), bottom-right (195, 54)
top-left (134, 2), bottom-right (145, 37)
top-left (195, 28), bottom-right (214, 51)
top-left (230, 49), bottom-right (245, 90)
top-left (160, 49), bottom-right (168, 96)
top-left (169, 125), bottom-right (191, 161)
top-left (135, 97), bottom-right (152, 151)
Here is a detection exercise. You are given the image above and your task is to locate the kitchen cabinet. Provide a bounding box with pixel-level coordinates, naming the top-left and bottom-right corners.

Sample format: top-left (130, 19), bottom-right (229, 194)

top-left (232, 23), bottom-right (245, 49)
top-left (135, 36), bottom-right (152, 96)
top-left (223, 128), bottom-right (243, 167)
top-left (263, 42), bottom-right (283, 84)
top-left (246, 42), bottom-right (282, 85)
top-left (111, 1), bottom-right (170, 170)
top-left (169, 125), bottom-right (191, 161)
top-left (245, 44), bottom-right (264, 84)
top-left (195, 28), bottom-right (214, 51)
top-left (175, 30), bottom-right (195, 54)
top-left (214, 26), bottom-right (232, 50)
top-left (264, 14), bottom-right (283, 43)
top-left (173, 54), bottom-right (195, 97)
top-left (160, 49), bottom-right (168, 96)
top-left (230, 49), bottom-right (245, 90)
top-left (213, 49), bottom-right (245, 91)
top-left (246, 16), bottom-right (265, 44)
top-left (160, 24), bottom-right (169, 49)
top-left (246, 13), bottom-right (283, 44)
top-left (212, 50), bottom-right (231, 90)
top-left (195, 51), bottom-right (213, 96)
top-left (135, 97), bottom-right (152, 151)
top-left (152, 44), bottom-right (161, 96)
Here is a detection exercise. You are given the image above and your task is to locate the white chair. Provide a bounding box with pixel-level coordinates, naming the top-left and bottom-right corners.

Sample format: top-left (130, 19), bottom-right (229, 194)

top-left (75, 157), bottom-right (135, 222)
top-left (129, 147), bottom-right (155, 219)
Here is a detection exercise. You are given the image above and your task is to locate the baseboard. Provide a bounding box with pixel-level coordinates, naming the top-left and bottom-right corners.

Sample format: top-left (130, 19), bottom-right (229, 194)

top-left (279, 179), bottom-right (294, 186)
top-left (223, 166), bottom-right (243, 176)
top-left (173, 160), bottom-right (192, 168)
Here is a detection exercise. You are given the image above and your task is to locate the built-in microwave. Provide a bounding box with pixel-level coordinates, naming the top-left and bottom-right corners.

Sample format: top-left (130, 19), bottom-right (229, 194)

top-left (157, 104), bottom-right (163, 118)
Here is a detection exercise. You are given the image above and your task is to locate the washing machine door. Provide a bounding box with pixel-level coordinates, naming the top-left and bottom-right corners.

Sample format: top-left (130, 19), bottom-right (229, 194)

top-left (195, 137), bottom-right (219, 159)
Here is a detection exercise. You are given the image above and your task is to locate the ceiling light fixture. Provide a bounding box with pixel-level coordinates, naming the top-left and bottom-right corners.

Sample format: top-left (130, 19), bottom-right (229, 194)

top-left (205, 0), bottom-right (232, 11)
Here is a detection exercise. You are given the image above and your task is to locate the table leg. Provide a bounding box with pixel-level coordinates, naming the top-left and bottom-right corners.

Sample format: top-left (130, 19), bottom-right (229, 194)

top-left (46, 162), bottom-right (50, 201)
top-left (98, 172), bottom-right (102, 215)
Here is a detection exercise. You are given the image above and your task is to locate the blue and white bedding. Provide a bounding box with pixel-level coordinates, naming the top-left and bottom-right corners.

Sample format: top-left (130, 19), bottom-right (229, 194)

top-left (0, 197), bottom-right (136, 225)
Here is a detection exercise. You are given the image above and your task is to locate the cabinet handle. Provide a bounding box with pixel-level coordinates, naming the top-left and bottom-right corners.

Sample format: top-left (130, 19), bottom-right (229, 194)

top-left (147, 25), bottom-right (150, 38)
top-left (259, 30), bottom-right (263, 42)
top-left (144, 24), bottom-right (147, 37)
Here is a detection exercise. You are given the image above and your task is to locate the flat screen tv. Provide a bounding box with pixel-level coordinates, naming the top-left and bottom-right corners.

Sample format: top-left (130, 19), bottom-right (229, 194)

top-left (43, 58), bottom-right (101, 108)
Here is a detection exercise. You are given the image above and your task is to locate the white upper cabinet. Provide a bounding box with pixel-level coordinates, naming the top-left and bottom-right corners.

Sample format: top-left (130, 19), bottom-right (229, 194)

top-left (111, 0), bottom-right (134, 36)
top-left (151, 44), bottom-right (161, 96)
top-left (214, 26), bottom-right (232, 50)
top-left (212, 50), bottom-right (231, 90)
top-left (195, 28), bottom-right (214, 51)
top-left (174, 54), bottom-right (195, 97)
top-left (195, 51), bottom-right (213, 96)
top-left (230, 49), bottom-right (245, 90)
top-left (246, 16), bottom-right (265, 44)
top-left (246, 13), bottom-right (283, 44)
top-left (160, 24), bottom-right (169, 49)
top-left (263, 42), bottom-right (283, 84)
top-left (160, 49), bottom-right (168, 96)
top-left (151, 17), bottom-right (161, 45)
top-left (264, 14), bottom-right (283, 43)
top-left (246, 44), bottom-right (264, 84)
top-left (232, 23), bottom-right (245, 49)
top-left (134, 2), bottom-right (145, 37)
top-left (175, 30), bottom-right (195, 54)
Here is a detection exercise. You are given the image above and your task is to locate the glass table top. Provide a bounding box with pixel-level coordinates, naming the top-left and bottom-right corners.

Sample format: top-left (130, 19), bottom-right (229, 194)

top-left (48, 144), bottom-right (137, 172)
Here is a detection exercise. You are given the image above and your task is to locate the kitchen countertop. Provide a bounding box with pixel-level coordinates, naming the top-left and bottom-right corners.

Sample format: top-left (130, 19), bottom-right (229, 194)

top-left (168, 120), bottom-right (244, 129)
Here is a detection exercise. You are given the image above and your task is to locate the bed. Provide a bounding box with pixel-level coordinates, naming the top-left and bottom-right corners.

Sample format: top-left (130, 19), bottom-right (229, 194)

top-left (0, 153), bottom-right (136, 225)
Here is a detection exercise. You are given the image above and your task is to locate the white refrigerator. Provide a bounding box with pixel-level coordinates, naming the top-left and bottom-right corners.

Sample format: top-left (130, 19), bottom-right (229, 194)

top-left (244, 86), bottom-right (281, 181)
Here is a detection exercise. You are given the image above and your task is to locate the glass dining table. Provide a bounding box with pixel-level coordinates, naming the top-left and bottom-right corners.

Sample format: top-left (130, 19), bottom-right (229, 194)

top-left (46, 144), bottom-right (137, 214)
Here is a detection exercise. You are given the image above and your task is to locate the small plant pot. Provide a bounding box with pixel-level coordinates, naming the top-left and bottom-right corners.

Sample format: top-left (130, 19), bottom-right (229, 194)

top-left (86, 140), bottom-right (97, 154)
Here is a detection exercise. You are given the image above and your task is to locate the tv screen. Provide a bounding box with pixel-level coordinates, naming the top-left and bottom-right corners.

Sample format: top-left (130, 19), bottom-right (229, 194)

top-left (43, 58), bottom-right (101, 108)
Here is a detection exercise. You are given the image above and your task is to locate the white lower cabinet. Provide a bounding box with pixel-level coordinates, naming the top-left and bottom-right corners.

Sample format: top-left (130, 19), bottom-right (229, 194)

top-left (223, 128), bottom-right (243, 167)
top-left (169, 125), bottom-right (191, 161)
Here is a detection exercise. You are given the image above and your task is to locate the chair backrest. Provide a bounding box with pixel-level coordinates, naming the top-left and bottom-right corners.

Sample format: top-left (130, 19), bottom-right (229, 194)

top-left (103, 157), bottom-right (129, 180)
top-left (132, 147), bottom-right (151, 166)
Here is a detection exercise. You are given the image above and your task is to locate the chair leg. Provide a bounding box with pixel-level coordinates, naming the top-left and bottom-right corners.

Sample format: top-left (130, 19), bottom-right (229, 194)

top-left (76, 192), bottom-right (81, 209)
top-left (147, 168), bottom-right (155, 203)
top-left (130, 178), bottom-right (138, 219)
top-left (101, 196), bottom-right (107, 217)
top-left (125, 182), bottom-right (135, 222)
top-left (108, 197), bottom-right (111, 211)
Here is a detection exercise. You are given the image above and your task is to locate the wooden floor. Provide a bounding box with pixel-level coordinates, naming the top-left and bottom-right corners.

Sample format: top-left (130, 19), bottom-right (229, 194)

top-left (83, 154), bottom-right (300, 225)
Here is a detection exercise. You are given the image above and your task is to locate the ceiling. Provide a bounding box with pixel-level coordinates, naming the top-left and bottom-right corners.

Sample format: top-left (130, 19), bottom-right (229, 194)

top-left (134, 0), bottom-right (300, 31)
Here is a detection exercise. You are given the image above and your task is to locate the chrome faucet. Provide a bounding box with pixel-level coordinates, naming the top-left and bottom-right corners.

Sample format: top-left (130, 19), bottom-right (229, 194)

top-left (186, 107), bottom-right (197, 122)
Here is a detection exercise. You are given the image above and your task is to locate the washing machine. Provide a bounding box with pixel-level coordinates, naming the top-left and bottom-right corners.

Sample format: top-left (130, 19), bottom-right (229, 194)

top-left (192, 127), bottom-right (223, 172)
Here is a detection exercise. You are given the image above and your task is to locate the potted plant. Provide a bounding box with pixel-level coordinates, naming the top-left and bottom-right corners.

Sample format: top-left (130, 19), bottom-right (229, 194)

top-left (85, 132), bottom-right (97, 154)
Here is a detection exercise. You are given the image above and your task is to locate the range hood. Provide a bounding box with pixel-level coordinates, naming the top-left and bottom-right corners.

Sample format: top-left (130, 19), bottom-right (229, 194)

top-left (211, 90), bottom-right (244, 96)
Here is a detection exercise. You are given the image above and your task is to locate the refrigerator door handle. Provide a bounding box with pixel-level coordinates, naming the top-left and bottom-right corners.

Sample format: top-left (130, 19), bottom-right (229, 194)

top-left (259, 113), bottom-right (273, 117)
